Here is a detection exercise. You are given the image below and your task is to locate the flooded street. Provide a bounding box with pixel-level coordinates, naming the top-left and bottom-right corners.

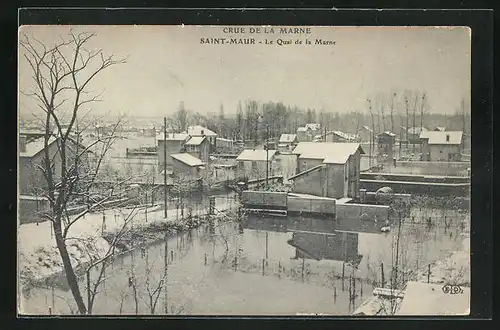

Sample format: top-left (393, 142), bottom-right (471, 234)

top-left (20, 207), bottom-right (467, 316)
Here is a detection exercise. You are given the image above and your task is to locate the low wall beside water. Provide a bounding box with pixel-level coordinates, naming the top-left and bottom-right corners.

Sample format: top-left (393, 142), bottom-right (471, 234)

top-left (336, 202), bottom-right (389, 223)
top-left (287, 196), bottom-right (336, 216)
top-left (381, 161), bottom-right (470, 176)
top-left (241, 191), bottom-right (288, 210)
top-left (360, 179), bottom-right (470, 197)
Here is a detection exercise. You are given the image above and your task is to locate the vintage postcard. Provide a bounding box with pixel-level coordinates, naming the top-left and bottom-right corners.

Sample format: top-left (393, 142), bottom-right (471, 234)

top-left (18, 24), bottom-right (471, 316)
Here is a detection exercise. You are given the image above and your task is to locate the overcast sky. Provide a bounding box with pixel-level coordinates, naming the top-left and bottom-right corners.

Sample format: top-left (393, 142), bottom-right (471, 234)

top-left (18, 25), bottom-right (470, 118)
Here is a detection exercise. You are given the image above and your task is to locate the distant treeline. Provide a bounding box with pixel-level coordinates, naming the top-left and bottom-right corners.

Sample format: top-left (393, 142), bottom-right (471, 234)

top-left (165, 91), bottom-right (471, 142)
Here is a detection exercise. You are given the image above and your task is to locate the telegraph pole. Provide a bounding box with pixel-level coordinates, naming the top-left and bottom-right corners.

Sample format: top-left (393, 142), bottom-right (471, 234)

top-left (405, 97), bottom-right (409, 149)
top-left (420, 93), bottom-right (426, 154)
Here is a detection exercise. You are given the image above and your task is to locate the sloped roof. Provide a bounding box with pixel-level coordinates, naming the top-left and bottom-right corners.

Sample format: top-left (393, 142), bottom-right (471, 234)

top-left (305, 123), bottom-right (321, 131)
top-left (328, 130), bottom-right (359, 141)
top-left (407, 126), bottom-right (428, 134)
top-left (157, 132), bottom-right (190, 141)
top-left (377, 131), bottom-right (396, 137)
top-left (297, 127), bottom-right (308, 132)
top-left (293, 142), bottom-right (365, 165)
top-left (396, 281), bottom-right (470, 315)
top-left (288, 164), bottom-right (324, 181)
top-left (185, 125), bottom-right (217, 137)
top-left (433, 126), bottom-right (446, 131)
top-left (20, 136), bottom-right (58, 158)
top-left (279, 134), bottom-right (298, 143)
top-left (419, 131), bottom-right (463, 145)
top-left (170, 153), bottom-right (204, 167)
top-left (236, 149), bottom-right (277, 161)
top-left (185, 136), bottom-right (207, 146)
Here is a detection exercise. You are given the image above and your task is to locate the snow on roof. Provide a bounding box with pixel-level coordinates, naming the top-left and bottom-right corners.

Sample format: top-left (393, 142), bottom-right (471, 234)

top-left (185, 125), bottom-right (217, 137)
top-left (305, 123), bottom-right (321, 131)
top-left (293, 142), bottom-right (365, 164)
top-left (236, 149), bottom-right (277, 161)
top-left (330, 130), bottom-right (358, 141)
top-left (157, 132), bottom-right (190, 141)
top-left (216, 137), bottom-right (234, 142)
top-left (407, 126), bottom-right (428, 134)
top-left (397, 281), bottom-right (470, 316)
top-left (185, 136), bottom-right (206, 146)
top-left (279, 134), bottom-right (297, 143)
top-left (419, 131), bottom-right (463, 145)
top-left (296, 127), bottom-right (307, 132)
top-left (378, 131), bottom-right (396, 137)
top-left (433, 126), bottom-right (446, 131)
top-left (19, 136), bottom-right (58, 158)
top-left (170, 153), bottom-right (204, 167)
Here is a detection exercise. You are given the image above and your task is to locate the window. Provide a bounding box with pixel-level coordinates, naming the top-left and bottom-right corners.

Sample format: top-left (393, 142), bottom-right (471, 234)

top-left (252, 161), bottom-right (258, 171)
top-left (302, 161), bottom-right (307, 171)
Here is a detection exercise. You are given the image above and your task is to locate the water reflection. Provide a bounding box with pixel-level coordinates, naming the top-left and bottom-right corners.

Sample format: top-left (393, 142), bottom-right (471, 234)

top-left (20, 208), bottom-right (466, 316)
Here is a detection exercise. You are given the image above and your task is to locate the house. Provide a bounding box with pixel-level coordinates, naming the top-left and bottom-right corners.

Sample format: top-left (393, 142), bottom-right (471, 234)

top-left (278, 134), bottom-right (298, 152)
top-left (360, 125), bottom-right (376, 143)
top-left (170, 153), bottom-right (205, 180)
top-left (216, 137), bottom-right (236, 152)
top-left (184, 136), bottom-right (210, 163)
top-left (317, 130), bottom-right (359, 143)
top-left (419, 131), bottom-right (464, 161)
top-left (211, 158), bottom-right (238, 182)
top-left (236, 149), bottom-right (278, 180)
top-left (407, 126), bottom-right (428, 144)
top-left (377, 132), bottom-right (396, 161)
top-left (184, 125), bottom-right (218, 151)
top-left (142, 125), bottom-right (156, 137)
top-left (157, 132), bottom-right (190, 172)
top-left (289, 142), bottom-right (365, 199)
top-left (296, 124), bottom-right (321, 142)
top-left (19, 133), bottom-right (90, 195)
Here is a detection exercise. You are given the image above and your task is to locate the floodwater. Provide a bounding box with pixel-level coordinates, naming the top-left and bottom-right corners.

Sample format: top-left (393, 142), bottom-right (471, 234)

top-left (19, 207), bottom-right (467, 316)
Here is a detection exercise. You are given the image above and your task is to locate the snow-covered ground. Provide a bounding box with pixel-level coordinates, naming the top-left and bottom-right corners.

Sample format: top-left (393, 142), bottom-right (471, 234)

top-left (18, 196), bottom-right (236, 286)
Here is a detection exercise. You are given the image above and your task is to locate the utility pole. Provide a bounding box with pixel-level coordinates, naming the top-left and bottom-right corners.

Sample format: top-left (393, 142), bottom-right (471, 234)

top-left (420, 93), bottom-right (426, 154)
top-left (405, 97), bottom-right (409, 150)
top-left (163, 117), bottom-right (168, 218)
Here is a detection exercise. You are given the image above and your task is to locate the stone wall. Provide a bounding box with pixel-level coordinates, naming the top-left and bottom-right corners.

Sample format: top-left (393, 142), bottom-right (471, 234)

top-left (336, 202), bottom-right (389, 223)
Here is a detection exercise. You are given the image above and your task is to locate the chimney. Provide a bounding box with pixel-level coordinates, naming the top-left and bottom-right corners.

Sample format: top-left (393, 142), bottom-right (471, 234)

top-left (19, 136), bottom-right (27, 153)
top-left (201, 129), bottom-right (205, 136)
top-left (446, 134), bottom-right (450, 142)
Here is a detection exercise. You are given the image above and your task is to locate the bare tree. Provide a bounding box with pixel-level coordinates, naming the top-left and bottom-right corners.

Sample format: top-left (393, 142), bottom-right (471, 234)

top-left (20, 29), bottom-right (127, 314)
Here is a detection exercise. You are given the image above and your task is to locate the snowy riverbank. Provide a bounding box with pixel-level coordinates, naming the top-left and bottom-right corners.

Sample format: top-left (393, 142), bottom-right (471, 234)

top-left (18, 197), bottom-right (237, 290)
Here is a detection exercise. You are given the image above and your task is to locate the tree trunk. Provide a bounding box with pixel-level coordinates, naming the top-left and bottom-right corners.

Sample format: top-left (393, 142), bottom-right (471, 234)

top-left (53, 221), bottom-right (87, 314)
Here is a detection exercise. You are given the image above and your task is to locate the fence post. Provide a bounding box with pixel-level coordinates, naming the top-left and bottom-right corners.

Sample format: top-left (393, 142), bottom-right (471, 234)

top-left (204, 253), bottom-right (207, 266)
top-left (427, 264), bottom-right (431, 283)
top-left (262, 258), bottom-right (265, 276)
top-left (51, 285), bottom-right (55, 314)
top-left (381, 262), bottom-right (385, 288)
top-left (342, 262), bottom-right (345, 291)
top-left (333, 286), bottom-right (337, 303)
top-left (360, 278), bottom-right (363, 297)
top-left (301, 258), bottom-right (305, 282)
